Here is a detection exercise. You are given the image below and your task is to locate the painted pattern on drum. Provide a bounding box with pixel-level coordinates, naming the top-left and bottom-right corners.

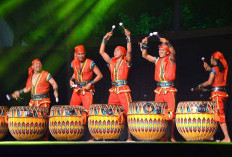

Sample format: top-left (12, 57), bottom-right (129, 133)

top-left (8, 106), bottom-right (48, 141)
top-left (127, 101), bottom-right (168, 141)
top-left (88, 104), bottom-right (125, 140)
top-left (49, 105), bottom-right (86, 141)
top-left (176, 101), bottom-right (218, 141)
top-left (0, 106), bottom-right (9, 140)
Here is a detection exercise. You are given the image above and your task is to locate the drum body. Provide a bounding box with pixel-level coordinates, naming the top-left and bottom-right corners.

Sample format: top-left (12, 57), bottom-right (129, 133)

top-left (0, 106), bottom-right (9, 140)
top-left (176, 101), bottom-right (218, 141)
top-left (49, 105), bottom-right (87, 140)
top-left (127, 101), bottom-right (168, 141)
top-left (88, 104), bottom-right (125, 140)
top-left (8, 106), bottom-right (48, 140)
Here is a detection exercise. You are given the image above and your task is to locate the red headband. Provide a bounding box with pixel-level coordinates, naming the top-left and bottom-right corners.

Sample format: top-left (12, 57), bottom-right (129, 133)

top-left (158, 44), bottom-right (170, 53)
top-left (115, 46), bottom-right (126, 56)
top-left (75, 45), bottom-right (85, 53)
top-left (211, 51), bottom-right (228, 69)
top-left (26, 59), bottom-right (41, 89)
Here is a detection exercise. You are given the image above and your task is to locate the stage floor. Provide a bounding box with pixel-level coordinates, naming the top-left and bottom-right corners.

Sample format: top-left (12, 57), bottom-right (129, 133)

top-left (0, 141), bottom-right (231, 145)
top-left (0, 141), bottom-right (231, 157)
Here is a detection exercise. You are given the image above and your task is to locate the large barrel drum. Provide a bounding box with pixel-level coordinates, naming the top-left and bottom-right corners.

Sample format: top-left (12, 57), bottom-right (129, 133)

top-left (49, 105), bottom-right (87, 140)
top-left (88, 104), bottom-right (125, 140)
top-left (8, 106), bottom-right (48, 140)
top-left (127, 101), bottom-right (168, 141)
top-left (0, 106), bottom-right (9, 140)
top-left (176, 101), bottom-right (218, 141)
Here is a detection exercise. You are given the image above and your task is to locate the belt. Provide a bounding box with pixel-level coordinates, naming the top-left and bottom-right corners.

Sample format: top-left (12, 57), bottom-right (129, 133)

top-left (76, 81), bottom-right (91, 88)
top-left (111, 80), bottom-right (127, 87)
top-left (157, 81), bottom-right (174, 87)
top-left (212, 86), bottom-right (226, 92)
top-left (31, 93), bottom-right (49, 100)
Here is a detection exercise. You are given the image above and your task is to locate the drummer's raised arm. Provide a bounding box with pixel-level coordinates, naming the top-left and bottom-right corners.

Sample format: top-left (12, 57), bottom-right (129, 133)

top-left (125, 29), bottom-right (132, 64)
top-left (99, 32), bottom-right (112, 64)
top-left (141, 37), bottom-right (157, 63)
top-left (160, 38), bottom-right (176, 63)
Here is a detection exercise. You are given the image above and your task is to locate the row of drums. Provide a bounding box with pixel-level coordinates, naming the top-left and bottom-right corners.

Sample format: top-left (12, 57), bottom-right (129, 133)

top-left (0, 101), bottom-right (219, 141)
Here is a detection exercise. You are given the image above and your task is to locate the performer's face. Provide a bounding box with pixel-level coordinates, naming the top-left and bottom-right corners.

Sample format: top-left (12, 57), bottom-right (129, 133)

top-left (159, 48), bottom-right (169, 58)
top-left (210, 57), bottom-right (217, 66)
top-left (75, 51), bottom-right (86, 62)
top-left (114, 48), bottom-right (123, 59)
top-left (33, 61), bottom-right (42, 72)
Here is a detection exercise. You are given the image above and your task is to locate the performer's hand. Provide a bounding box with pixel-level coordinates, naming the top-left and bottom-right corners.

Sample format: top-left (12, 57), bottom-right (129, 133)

top-left (160, 38), bottom-right (169, 43)
top-left (54, 90), bottom-right (58, 99)
top-left (203, 62), bottom-right (211, 71)
top-left (124, 29), bottom-right (131, 37)
top-left (85, 83), bottom-right (92, 91)
top-left (13, 91), bottom-right (20, 98)
top-left (197, 84), bottom-right (203, 90)
top-left (103, 32), bottom-right (113, 40)
top-left (142, 37), bottom-right (148, 44)
top-left (70, 80), bottom-right (75, 88)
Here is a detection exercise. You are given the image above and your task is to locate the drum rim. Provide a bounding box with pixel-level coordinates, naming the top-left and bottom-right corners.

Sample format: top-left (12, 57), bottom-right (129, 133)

top-left (176, 101), bottom-right (217, 114)
top-left (130, 101), bottom-right (167, 104)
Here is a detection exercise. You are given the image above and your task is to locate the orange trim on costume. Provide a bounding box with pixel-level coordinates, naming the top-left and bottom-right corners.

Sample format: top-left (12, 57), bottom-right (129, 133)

top-left (34, 71), bottom-right (43, 94)
top-left (112, 60), bottom-right (123, 81)
top-left (154, 87), bottom-right (177, 95)
top-left (210, 94), bottom-right (229, 99)
top-left (80, 60), bottom-right (88, 82)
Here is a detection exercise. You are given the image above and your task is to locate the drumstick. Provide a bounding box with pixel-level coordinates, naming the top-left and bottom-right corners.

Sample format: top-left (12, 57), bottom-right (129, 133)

top-left (111, 25), bottom-right (116, 32)
top-left (6, 94), bottom-right (11, 101)
top-left (153, 32), bottom-right (161, 39)
top-left (201, 57), bottom-right (205, 63)
top-left (55, 97), bottom-right (59, 103)
top-left (190, 87), bottom-right (209, 92)
top-left (146, 33), bottom-right (154, 39)
top-left (119, 22), bottom-right (126, 30)
top-left (6, 93), bottom-right (23, 101)
top-left (71, 84), bottom-right (77, 88)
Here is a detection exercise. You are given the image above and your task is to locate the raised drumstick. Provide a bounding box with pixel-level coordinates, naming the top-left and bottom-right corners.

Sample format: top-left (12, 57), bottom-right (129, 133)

top-left (119, 22), bottom-right (126, 30)
top-left (153, 32), bottom-right (161, 39)
top-left (146, 33), bottom-right (154, 39)
top-left (111, 25), bottom-right (116, 32)
top-left (201, 57), bottom-right (205, 63)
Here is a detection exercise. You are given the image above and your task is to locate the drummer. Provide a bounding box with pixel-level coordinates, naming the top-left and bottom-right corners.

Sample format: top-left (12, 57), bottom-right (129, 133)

top-left (198, 51), bottom-right (230, 142)
top-left (13, 59), bottom-right (58, 110)
top-left (140, 37), bottom-right (177, 142)
top-left (69, 45), bottom-right (103, 141)
top-left (69, 45), bottom-right (103, 110)
top-left (99, 29), bottom-right (132, 141)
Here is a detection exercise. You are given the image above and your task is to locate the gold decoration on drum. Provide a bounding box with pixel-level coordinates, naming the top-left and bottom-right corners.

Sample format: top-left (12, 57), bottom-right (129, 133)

top-left (49, 105), bottom-right (87, 141)
top-left (0, 106), bottom-right (9, 140)
top-left (176, 101), bottom-right (218, 141)
top-left (127, 101), bottom-right (168, 141)
top-left (88, 104), bottom-right (125, 140)
top-left (8, 106), bottom-right (48, 141)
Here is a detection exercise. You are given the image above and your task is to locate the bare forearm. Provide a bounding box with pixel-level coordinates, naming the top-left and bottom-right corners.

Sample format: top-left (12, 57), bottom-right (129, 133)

top-left (23, 87), bottom-right (31, 93)
top-left (92, 74), bottom-right (103, 85)
top-left (99, 42), bottom-right (106, 55)
top-left (202, 81), bottom-right (211, 87)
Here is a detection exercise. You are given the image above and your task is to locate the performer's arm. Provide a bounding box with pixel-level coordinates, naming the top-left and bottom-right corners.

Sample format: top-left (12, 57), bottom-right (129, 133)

top-left (141, 37), bottom-right (157, 63)
top-left (203, 62), bottom-right (211, 71)
top-left (125, 29), bottom-right (132, 64)
top-left (85, 65), bottom-right (103, 90)
top-left (49, 78), bottom-right (58, 99)
top-left (160, 38), bottom-right (176, 64)
top-left (13, 86), bottom-right (31, 98)
top-left (70, 73), bottom-right (75, 87)
top-left (198, 71), bottom-right (215, 88)
top-left (99, 32), bottom-right (112, 64)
